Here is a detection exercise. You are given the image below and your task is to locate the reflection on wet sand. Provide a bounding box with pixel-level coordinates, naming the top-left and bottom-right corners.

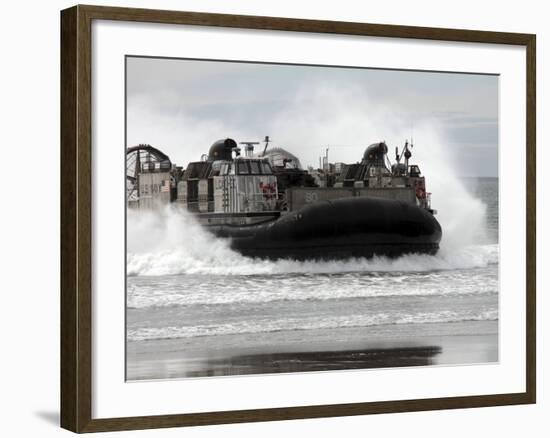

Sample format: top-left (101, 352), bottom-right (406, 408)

top-left (185, 346), bottom-right (443, 378)
top-left (126, 322), bottom-right (498, 381)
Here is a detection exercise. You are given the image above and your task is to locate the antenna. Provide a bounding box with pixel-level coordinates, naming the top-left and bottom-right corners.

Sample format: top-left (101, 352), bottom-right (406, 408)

top-left (323, 147), bottom-right (329, 172)
top-left (325, 147), bottom-right (330, 186)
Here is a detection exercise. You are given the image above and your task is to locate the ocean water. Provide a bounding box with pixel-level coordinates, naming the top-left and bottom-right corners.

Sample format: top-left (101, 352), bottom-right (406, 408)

top-left (126, 178), bottom-right (498, 373)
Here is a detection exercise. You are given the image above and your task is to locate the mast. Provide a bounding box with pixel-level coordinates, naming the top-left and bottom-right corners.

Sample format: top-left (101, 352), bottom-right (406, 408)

top-left (404, 140), bottom-right (411, 176)
top-left (262, 135), bottom-right (270, 156)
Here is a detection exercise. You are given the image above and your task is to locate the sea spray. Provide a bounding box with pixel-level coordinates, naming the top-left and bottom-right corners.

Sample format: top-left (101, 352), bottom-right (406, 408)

top-left (268, 82), bottom-right (489, 249)
top-left (405, 121), bottom-right (489, 249)
top-left (127, 206), bottom-right (250, 276)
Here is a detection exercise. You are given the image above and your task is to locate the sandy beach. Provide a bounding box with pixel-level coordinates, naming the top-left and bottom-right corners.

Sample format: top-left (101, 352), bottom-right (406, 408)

top-left (126, 320), bottom-right (497, 381)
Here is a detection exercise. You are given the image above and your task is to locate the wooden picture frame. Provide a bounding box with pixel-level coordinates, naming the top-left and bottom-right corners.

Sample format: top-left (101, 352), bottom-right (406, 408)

top-left (60, 4), bottom-right (536, 433)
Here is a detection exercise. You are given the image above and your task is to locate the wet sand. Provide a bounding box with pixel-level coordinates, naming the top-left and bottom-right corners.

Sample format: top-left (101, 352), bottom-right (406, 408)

top-left (126, 320), bottom-right (498, 381)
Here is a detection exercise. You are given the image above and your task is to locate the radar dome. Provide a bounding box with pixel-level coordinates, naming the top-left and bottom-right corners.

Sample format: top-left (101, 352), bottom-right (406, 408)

top-left (261, 147), bottom-right (303, 169)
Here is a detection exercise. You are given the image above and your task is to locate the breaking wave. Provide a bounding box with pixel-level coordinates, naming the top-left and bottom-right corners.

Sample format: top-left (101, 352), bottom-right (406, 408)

top-left (127, 308), bottom-right (498, 341)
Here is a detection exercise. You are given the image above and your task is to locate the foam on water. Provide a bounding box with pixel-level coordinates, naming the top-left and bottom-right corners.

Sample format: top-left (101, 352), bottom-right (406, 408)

top-left (127, 308), bottom-right (498, 341)
top-left (127, 267), bottom-right (498, 308)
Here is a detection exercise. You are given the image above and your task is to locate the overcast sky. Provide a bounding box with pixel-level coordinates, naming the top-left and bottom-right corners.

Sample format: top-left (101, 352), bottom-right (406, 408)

top-left (127, 56), bottom-right (498, 177)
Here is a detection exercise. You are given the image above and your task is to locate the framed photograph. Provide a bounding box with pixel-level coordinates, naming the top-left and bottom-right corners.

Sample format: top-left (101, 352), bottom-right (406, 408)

top-left (60, 4), bottom-right (536, 433)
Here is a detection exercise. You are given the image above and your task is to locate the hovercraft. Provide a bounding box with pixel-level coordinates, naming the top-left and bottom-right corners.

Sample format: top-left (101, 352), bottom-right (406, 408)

top-left (126, 137), bottom-right (442, 260)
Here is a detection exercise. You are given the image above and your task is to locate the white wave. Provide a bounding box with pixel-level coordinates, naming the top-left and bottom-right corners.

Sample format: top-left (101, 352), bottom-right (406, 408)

top-left (127, 265), bottom-right (498, 308)
top-left (127, 309), bottom-right (499, 341)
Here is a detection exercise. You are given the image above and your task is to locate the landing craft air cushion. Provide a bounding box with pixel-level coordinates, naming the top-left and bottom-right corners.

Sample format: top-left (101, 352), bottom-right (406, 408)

top-left (126, 137), bottom-right (442, 260)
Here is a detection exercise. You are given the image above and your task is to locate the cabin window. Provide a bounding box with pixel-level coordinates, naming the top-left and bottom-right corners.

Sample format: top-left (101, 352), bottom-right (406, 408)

top-left (249, 161), bottom-right (261, 174)
top-left (224, 163), bottom-right (235, 175)
top-left (261, 162), bottom-right (272, 174)
top-left (237, 161), bottom-right (249, 175)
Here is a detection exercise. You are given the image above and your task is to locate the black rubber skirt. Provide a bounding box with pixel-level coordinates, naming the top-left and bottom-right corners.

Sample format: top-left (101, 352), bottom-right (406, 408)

top-left (208, 196), bottom-right (442, 260)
